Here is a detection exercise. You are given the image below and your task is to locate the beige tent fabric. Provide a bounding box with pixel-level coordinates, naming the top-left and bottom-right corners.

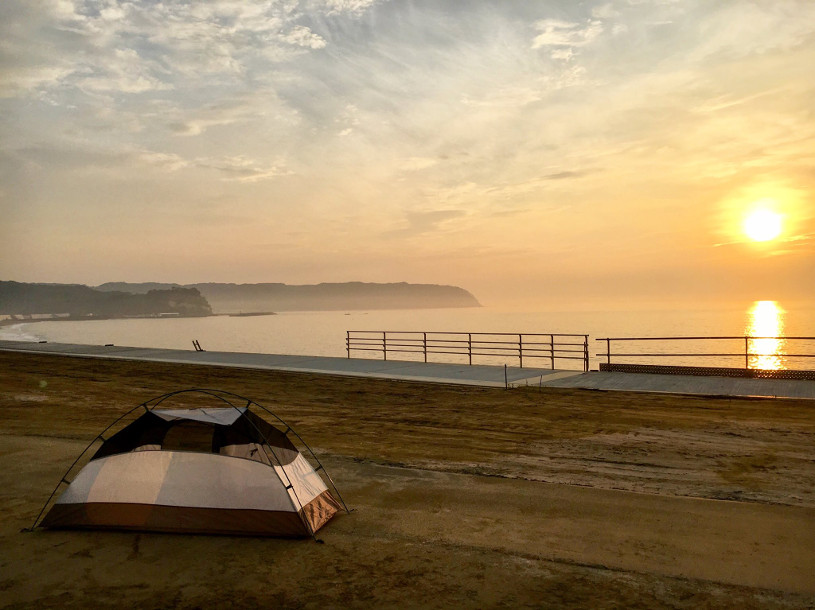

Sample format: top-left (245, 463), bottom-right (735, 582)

top-left (54, 451), bottom-right (304, 511)
top-left (275, 453), bottom-right (330, 509)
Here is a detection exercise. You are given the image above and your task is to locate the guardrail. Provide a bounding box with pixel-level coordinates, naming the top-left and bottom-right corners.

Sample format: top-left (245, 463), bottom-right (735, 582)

top-left (596, 336), bottom-right (815, 379)
top-left (347, 331), bottom-right (589, 371)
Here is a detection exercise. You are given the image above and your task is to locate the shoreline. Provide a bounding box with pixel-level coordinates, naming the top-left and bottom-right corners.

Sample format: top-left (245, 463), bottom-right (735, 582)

top-left (0, 303), bottom-right (483, 327)
top-left (0, 313), bottom-right (213, 327)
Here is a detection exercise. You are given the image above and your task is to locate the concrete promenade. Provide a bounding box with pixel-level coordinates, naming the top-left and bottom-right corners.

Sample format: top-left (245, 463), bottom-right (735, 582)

top-left (2, 339), bottom-right (815, 399)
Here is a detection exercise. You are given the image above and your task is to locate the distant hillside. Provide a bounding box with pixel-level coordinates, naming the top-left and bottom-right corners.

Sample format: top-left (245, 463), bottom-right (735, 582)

top-left (95, 282), bottom-right (183, 293)
top-left (0, 282), bottom-right (212, 317)
top-left (96, 281), bottom-right (481, 313)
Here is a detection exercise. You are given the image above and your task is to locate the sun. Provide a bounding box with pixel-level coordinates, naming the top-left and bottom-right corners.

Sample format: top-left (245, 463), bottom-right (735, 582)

top-left (743, 208), bottom-right (782, 242)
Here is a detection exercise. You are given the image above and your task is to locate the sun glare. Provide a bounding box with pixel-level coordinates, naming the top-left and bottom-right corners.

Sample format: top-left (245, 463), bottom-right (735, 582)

top-left (745, 300), bottom-right (786, 370)
top-left (743, 208), bottom-right (782, 242)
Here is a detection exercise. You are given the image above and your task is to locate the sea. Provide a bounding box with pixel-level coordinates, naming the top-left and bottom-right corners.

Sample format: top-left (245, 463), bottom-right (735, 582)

top-left (3, 301), bottom-right (815, 372)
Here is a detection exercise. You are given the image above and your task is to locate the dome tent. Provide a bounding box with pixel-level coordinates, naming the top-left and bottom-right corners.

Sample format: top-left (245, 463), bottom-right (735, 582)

top-left (32, 389), bottom-right (347, 538)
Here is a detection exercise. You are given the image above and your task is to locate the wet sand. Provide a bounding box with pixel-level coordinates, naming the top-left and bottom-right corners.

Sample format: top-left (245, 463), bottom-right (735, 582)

top-left (1, 351), bottom-right (814, 608)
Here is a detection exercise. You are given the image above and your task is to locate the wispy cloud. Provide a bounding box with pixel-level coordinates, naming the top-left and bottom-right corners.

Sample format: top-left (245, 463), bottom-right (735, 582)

top-left (691, 2), bottom-right (815, 61)
top-left (387, 209), bottom-right (467, 238)
top-left (1, 0), bottom-right (813, 305)
top-left (531, 18), bottom-right (604, 50)
top-left (322, 0), bottom-right (383, 16)
top-left (195, 155), bottom-right (291, 182)
top-left (0, 0), bottom-right (375, 101)
top-left (167, 98), bottom-right (276, 137)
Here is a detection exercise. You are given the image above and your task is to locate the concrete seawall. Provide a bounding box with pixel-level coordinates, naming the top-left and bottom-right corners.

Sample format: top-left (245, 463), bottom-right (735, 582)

top-left (2, 339), bottom-right (815, 399)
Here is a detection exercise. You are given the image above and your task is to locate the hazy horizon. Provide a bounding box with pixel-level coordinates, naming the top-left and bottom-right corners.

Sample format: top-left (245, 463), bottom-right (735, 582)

top-left (2, 1), bottom-right (813, 310)
top-left (3, 278), bottom-right (814, 313)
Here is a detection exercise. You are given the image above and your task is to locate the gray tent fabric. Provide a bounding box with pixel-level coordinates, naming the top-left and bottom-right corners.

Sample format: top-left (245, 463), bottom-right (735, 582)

top-left (39, 392), bottom-right (343, 537)
top-left (152, 406), bottom-right (246, 426)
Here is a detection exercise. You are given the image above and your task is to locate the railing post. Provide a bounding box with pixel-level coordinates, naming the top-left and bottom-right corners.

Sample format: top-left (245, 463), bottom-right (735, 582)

top-left (346, 331), bottom-right (350, 358)
top-left (423, 332), bottom-right (427, 363)
top-left (383, 331), bottom-right (387, 361)
top-left (606, 338), bottom-right (611, 366)
top-left (519, 334), bottom-right (523, 368)
top-left (584, 335), bottom-right (589, 372)
top-left (745, 336), bottom-right (749, 370)
top-left (550, 334), bottom-right (555, 370)
top-left (468, 333), bottom-right (472, 365)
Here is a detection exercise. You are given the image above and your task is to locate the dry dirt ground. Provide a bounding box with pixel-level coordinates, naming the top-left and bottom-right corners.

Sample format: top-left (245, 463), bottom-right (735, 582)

top-left (1, 351), bottom-right (814, 609)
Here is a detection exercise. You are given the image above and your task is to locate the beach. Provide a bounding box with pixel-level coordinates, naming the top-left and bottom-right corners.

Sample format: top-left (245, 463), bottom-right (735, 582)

top-left (1, 350), bottom-right (814, 608)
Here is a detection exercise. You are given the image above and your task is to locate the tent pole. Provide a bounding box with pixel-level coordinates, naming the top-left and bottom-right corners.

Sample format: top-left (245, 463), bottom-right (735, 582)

top-left (250, 401), bottom-right (350, 515)
top-left (28, 401), bottom-right (148, 531)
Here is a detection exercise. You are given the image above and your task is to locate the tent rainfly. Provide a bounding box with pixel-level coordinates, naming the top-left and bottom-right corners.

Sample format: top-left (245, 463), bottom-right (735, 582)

top-left (33, 389), bottom-right (347, 538)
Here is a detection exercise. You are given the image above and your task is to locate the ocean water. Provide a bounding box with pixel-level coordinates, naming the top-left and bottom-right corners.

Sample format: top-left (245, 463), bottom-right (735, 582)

top-left (3, 302), bottom-right (815, 371)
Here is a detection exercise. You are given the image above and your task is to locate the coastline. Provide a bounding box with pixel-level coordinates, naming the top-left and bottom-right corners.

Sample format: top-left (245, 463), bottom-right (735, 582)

top-left (1, 350), bottom-right (814, 607)
top-left (0, 313), bottom-right (213, 327)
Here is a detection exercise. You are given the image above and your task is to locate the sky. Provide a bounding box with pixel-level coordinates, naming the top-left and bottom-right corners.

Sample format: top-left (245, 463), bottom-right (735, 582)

top-left (1, 0), bottom-right (814, 309)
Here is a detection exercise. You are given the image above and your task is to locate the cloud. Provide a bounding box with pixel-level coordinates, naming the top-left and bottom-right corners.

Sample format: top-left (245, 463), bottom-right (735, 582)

top-left (333, 103), bottom-right (360, 136)
top-left (99, 148), bottom-right (292, 182)
top-left (592, 4), bottom-right (619, 20)
top-left (400, 157), bottom-right (438, 172)
top-left (137, 151), bottom-right (189, 172)
top-left (531, 18), bottom-right (603, 50)
top-left (2, 0), bottom-right (814, 305)
top-left (544, 170), bottom-right (590, 181)
top-left (692, 2), bottom-right (815, 61)
top-left (387, 209), bottom-right (466, 238)
top-left (321, 0), bottom-right (383, 16)
top-left (76, 48), bottom-right (171, 94)
top-left (0, 65), bottom-right (74, 99)
top-left (0, 0), bottom-right (354, 101)
top-left (549, 48), bottom-right (574, 61)
top-left (460, 85), bottom-right (542, 109)
top-left (480, 170), bottom-right (594, 205)
top-left (168, 98), bottom-right (266, 137)
top-left (282, 25), bottom-right (327, 49)
top-left (9, 142), bottom-right (289, 184)
top-left (194, 155), bottom-right (291, 182)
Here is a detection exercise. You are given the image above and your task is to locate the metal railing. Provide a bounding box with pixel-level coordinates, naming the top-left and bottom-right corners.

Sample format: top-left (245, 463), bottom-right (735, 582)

top-left (346, 331), bottom-right (589, 371)
top-left (596, 336), bottom-right (815, 377)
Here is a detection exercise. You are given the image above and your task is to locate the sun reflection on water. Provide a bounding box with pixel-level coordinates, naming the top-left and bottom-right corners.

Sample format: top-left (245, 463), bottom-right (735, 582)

top-left (746, 301), bottom-right (786, 370)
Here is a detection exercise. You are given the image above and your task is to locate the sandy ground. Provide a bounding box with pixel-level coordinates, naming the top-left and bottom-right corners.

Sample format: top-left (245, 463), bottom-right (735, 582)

top-left (1, 351), bottom-right (814, 608)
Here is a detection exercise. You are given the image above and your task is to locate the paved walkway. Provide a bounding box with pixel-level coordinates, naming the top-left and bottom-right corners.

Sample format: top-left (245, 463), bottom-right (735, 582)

top-left (2, 340), bottom-right (815, 399)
